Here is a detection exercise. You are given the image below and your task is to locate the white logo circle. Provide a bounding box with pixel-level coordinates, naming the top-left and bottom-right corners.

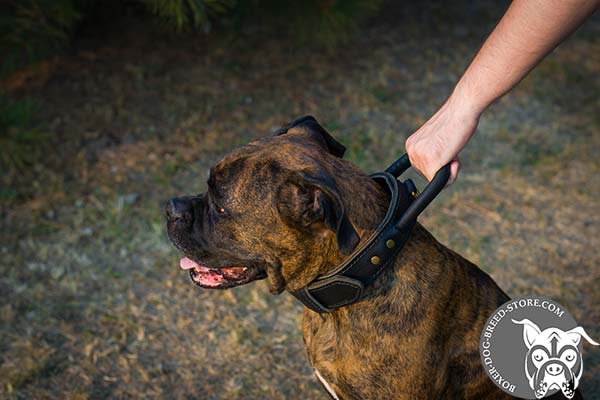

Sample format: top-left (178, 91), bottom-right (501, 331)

top-left (479, 296), bottom-right (598, 399)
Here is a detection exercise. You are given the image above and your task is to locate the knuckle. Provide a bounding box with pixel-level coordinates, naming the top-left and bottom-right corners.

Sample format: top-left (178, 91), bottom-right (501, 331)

top-left (405, 137), bottom-right (415, 152)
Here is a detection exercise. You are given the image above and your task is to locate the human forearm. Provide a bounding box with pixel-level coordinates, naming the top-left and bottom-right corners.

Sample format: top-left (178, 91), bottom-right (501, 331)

top-left (406, 0), bottom-right (599, 184)
top-left (453, 0), bottom-right (600, 113)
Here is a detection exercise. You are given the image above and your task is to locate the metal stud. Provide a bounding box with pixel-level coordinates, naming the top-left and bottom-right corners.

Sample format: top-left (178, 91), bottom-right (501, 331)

top-left (370, 256), bottom-right (381, 265)
top-left (386, 239), bottom-right (395, 249)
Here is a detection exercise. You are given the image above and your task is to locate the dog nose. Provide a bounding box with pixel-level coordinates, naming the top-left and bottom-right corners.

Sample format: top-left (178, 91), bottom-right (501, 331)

top-left (545, 363), bottom-right (564, 376)
top-left (166, 197), bottom-right (193, 222)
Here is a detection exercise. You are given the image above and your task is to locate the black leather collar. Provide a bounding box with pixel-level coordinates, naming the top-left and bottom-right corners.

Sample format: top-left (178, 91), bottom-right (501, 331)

top-left (273, 116), bottom-right (450, 313)
top-left (290, 172), bottom-right (418, 313)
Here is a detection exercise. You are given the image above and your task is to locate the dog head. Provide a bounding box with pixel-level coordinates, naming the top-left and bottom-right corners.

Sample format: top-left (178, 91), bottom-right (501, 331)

top-left (166, 116), bottom-right (368, 294)
top-left (512, 318), bottom-right (599, 399)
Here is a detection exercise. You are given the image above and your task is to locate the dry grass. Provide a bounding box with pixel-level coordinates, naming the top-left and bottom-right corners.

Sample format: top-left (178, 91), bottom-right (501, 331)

top-left (1, 2), bottom-right (599, 398)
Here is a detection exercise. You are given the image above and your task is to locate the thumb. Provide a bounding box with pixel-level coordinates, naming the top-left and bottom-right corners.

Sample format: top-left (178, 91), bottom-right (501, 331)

top-left (444, 158), bottom-right (460, 187)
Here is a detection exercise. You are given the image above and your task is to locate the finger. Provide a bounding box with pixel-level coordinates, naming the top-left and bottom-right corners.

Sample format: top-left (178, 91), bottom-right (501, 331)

top-left (445, 159), bottom-right (460, 187)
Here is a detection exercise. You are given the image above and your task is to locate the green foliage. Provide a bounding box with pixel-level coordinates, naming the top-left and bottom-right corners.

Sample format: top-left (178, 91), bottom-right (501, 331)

top-left (0, 0), bottom-right (83, 77)
top-left (230, 0), bottom-right (382, 46)
top-left (138, 0), bottom-right (382, 43)
top-left (0, 93), bottom-right (48, 171)
top-left (0, 0), bottom-right (382, 78)
top-left (271, 0), bottom-right (382, 45)
top-left (141, 0), bottom-right (235, 31)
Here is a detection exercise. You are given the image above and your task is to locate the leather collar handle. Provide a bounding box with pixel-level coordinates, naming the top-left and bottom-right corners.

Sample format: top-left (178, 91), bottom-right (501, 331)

top-left (386, 153), bottom-right (451, 229)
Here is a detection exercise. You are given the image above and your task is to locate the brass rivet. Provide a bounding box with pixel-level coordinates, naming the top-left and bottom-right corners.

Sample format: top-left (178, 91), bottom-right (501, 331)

top-left (370, 256), bottom-right (381, 265)
top-left (386, 239), bottom-right (395, 249)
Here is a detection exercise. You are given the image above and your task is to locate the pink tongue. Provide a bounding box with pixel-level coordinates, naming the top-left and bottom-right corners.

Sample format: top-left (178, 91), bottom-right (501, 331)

top-left (180, 257), bottom-right (200, 270)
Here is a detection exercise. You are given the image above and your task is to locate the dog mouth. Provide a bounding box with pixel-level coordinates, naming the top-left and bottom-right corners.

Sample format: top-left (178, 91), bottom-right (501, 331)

top-left (179, 257), bottom-right (267, 289)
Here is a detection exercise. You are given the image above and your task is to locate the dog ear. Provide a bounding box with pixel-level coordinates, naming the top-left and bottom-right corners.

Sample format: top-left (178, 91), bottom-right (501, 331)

top-left (512, 319), bottom-right (542, 349)
top-left (564, 326), bottom-right (600, 346)
top-left (277, 169), bottom-right (360, 255)
top-left (274, 115), bottom-right (346, 158)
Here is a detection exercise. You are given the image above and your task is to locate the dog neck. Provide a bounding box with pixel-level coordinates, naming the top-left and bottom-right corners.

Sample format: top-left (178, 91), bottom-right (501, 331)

top-left (286, 163), bottom-right (393, 285)
top-left (339, 170), bottom-right (391, 239)
top-left (290, 162), bottom-right (443, 314)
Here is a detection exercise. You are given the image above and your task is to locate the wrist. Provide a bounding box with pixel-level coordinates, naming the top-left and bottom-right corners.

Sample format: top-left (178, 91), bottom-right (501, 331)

top-left (449, 77), bottom-right (490, 118)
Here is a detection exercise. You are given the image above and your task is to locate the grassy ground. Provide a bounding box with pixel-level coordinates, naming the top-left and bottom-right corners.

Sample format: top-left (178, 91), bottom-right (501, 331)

top-left (1, 1), bottom-right (599, 399)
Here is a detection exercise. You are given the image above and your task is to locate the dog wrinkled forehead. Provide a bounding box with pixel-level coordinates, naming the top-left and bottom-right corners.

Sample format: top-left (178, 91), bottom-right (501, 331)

top-left (205, 116), bottom-right (346, 198)
top-left (539, 329), bottom-right (580, 349)
top-left (274, 115), bottom-right (346, 158)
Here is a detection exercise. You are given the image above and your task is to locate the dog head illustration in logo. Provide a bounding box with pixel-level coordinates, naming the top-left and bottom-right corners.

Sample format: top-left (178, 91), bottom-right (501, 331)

top-left (512, 319), bottom-right (598, 399)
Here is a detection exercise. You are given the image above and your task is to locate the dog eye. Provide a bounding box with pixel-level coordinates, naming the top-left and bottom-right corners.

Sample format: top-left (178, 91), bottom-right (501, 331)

top-left (562, 350), bottom-right (577, 362)
top-left (208, 194), bottom-right (226, 215)
top-left (532, 350), bottom-right (546, 362)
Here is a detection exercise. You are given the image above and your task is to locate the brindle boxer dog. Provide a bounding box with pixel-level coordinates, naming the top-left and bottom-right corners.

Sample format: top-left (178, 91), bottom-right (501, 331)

top-left (165, 116), bottom-right (581, 400)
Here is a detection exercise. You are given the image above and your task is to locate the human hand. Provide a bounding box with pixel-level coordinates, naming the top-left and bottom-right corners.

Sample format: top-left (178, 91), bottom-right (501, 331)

top-left (405, 93), bottom-right (482, 186)
top-left (404, 0), bottom-right (600, 186)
